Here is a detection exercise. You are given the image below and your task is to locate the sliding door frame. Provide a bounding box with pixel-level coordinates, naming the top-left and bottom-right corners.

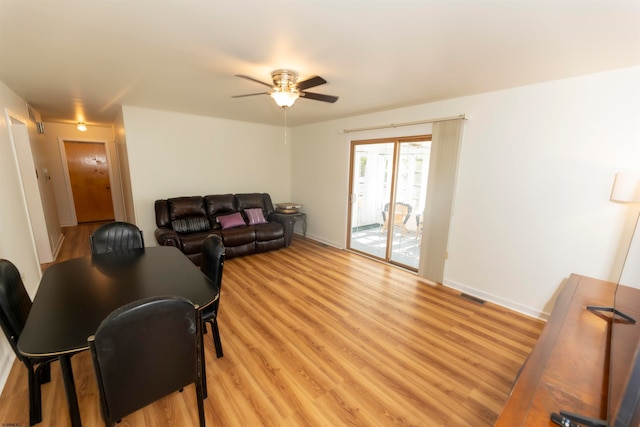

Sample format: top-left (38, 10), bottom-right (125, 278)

top-left (347, 134), bottom-right (431, 270)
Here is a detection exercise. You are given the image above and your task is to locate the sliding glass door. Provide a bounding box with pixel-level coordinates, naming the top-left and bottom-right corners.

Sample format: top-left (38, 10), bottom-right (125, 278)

top-left (347, 136), bottom-right (431, 270)
top-left (348, 142), bottom-right (394, 260)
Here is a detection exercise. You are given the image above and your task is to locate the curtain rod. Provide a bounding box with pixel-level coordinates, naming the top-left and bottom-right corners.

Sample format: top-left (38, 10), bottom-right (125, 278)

top-left (339, 114), bottom-right (466, 134)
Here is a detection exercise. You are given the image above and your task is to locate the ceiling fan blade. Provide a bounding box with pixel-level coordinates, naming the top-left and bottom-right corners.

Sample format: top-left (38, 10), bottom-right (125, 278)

top-left (231, 92), bottom-right (270, 98)
top-left (296, 76), bottom-right (327, 91)
top-left (235, 74), bottom-right (273, 88)
top-left (300, 91), bottom-right (339, 103)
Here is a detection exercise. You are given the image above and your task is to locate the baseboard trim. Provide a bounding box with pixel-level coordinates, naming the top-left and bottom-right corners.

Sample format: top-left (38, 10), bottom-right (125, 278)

top-left (297, 236), bottom-right (547, 320)
top-left (297, 233), bottom-right (343, 250)
top-left (51, 233), bottom-right (65, 261)
top-left (443, 278), bottom-right (550, 321)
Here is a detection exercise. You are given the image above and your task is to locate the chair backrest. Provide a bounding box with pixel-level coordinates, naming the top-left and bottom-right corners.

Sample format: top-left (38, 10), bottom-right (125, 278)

top-left (0, 259), bottom-right (32, 361)
top-left (393, 202), bottom-right (412, 225)
top-left (89, 221), bottom-right (144, 255)
top-left (88, 296), bottom-right (201, 424)
top-left (201, 234), bottom-right (225, 289)
top-left (383, 202), bottom-right (412, 225)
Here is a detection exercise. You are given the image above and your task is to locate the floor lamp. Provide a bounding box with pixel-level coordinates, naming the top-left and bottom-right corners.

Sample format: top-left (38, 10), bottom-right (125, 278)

top-left (611, 172), bottom-right (640, 287)
top-left (587, 172), bottom-right (640, 322)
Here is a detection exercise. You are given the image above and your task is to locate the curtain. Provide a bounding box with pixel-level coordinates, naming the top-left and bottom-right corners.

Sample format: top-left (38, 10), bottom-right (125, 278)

top-left (418, 118), bottom-right (465, 283)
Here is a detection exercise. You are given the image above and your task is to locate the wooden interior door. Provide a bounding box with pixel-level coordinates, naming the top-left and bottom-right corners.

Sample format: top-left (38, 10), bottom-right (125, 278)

top-left (64, 141), bottom-right (115, 223)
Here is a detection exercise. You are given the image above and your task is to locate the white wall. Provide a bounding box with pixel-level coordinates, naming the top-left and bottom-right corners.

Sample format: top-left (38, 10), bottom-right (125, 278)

top-left (292, 66), bottom-right (640, 319)
top-left (120, 106), bottom-right (292, 241)
top-left (114, 109), bottom-right (136, 223)
top-left (30, 127), bottom-right (63, 260)
top-left (0, 81), bottom-right (43, 390)
top-left (18, 116), bottom-right (63, 262)
top-left (7, 116), bottom-right (56, 263)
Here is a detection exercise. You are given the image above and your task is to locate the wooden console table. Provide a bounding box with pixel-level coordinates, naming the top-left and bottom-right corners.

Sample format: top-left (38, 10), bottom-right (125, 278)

top-left (496, 274), bottom-right (615, 426)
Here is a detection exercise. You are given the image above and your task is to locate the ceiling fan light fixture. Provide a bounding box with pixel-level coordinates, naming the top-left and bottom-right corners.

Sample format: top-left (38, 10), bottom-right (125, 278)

top-left (271, 90), bottom-right (299, 108)
top-left (233, 68), bottom-right (337, 107)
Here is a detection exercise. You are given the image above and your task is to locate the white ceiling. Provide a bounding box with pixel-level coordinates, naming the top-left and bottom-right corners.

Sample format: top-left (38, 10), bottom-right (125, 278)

top-left (1, 1), bottom-right (639, 128)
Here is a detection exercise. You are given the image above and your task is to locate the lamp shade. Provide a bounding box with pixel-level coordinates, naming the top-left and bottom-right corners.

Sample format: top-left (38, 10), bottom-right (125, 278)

top-left (271, 90), bottom-right (298, 108)
top-left (611, 172), bottom-right (640, 203)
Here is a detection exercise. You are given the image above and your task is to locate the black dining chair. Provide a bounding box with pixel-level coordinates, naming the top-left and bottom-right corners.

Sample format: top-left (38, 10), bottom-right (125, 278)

top-left (88, 296), bottom-right (205, 427)
top-left (200, 234), bottom-right (225, 358)
top-left (89, 221), bottom-right (144, 255)
top-left (0, 259), bottom-right (57, 426)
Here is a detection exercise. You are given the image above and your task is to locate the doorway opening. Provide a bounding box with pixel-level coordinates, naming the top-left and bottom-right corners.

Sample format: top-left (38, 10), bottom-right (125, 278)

top-left (61, 140), bottom-right (115, 223)
top-left (347, 135), bottom-right (431, 270)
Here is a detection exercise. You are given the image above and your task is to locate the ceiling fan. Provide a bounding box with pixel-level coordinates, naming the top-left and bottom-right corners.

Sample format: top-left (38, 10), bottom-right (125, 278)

top-left (232, 69), bottom-right (338, 108)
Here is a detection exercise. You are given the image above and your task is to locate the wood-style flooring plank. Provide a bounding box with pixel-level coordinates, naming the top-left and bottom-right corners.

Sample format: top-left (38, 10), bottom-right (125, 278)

top-left (0, 227), bottom-right (545, 426)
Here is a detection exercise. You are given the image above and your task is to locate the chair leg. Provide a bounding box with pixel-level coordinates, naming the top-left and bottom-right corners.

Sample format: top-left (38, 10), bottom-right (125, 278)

top-left (200, 323), bottom-right (208, 399)
top-left (33, 362), bottom-right (54, 424)
top-left (26, 364), bottom-right (41, 426)
top-left (195, 381), bottom-right (206, 427)
top-left (59, 354), bottom-right (82, 427)
top-left (211, 320), bottom-right (223, 358)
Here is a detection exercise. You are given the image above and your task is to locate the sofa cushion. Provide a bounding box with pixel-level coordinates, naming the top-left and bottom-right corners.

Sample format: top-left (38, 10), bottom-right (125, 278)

top-left (221, 226), bottom-right (255, 246)
top-left (204, 194), bottom-right (236, 215)
top-left (244, 208), bottom-right (267, 225)
top-left (253, 222), bottom-right (284, 241)
top-left (256, 238), bottom-right (285, 254)
top-left (218, 212), bottom-right (246, 230)
top-left (155, 200), bottom-right (171, 228)
top-left (171, 216), bottom-right (210, 234)
top-left (179, 230), bottom-right (212, 255)
top-left (224, 242), bottom-right (256, 258)
top-left (168, 196), bottom-right (206, 220)
top-left (236, 193), bottom-right (266, 211)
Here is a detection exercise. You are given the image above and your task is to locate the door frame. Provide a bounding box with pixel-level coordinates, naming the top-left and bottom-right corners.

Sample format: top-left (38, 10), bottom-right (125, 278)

top-left (4, 108), bottom-right (52, 264)
top-left (58, 137), bottom-right (116, 225)
top-left (347, 135), bottom-right (431, 270)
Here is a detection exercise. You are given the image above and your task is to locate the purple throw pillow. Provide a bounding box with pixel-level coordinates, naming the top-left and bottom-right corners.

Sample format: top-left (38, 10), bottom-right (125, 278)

top-left (217, 212), bottom-right (246, 230)
top-left (245, 208), bottom-right (267, 225)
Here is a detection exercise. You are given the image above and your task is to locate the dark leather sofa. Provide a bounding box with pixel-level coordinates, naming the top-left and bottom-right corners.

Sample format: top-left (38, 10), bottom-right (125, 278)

top-left (154, 193), bottom-right (294, 265)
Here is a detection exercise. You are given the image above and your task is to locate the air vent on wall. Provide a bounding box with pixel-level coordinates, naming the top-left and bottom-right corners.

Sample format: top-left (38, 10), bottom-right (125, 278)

top-left (460, 293), bottom-right (486, 305)
top-left (27, 104), bottom-right (36, 122)
top-left (36, 122), bottom-right (45, 134)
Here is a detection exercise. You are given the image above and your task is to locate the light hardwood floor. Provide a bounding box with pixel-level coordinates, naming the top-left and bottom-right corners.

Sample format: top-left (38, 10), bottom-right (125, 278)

top-left (0, 223), bottom-right (544, 426)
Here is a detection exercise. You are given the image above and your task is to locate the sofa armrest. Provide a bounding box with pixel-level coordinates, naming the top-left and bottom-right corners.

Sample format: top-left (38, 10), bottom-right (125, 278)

top-left (155, 227), bottom-right (182, 250)
top-left (268, 212), bottom-right (295, 246)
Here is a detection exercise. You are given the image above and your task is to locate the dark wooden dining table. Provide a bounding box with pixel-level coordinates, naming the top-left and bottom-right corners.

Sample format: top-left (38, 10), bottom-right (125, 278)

top-left (17, 246), bottom-right (219, 427)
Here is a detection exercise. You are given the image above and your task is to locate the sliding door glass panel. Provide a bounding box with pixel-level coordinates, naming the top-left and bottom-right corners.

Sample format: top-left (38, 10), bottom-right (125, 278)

top-left (348, 143), bottom-right (394, 259)
top-left (389, 140), bottom-right (431, 268)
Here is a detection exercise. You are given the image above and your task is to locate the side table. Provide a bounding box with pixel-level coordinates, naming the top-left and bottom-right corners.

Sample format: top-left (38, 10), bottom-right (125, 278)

top-left (291, 212), bottom-right (307, 237)
top-left (278, 212), bottom-right (306, 237)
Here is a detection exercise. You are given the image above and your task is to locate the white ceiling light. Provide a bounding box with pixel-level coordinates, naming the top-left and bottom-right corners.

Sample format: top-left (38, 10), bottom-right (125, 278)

top-left (77, 122), bottom-right (87, 131)
top-left (271, 89), bottom-right (299, 108)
